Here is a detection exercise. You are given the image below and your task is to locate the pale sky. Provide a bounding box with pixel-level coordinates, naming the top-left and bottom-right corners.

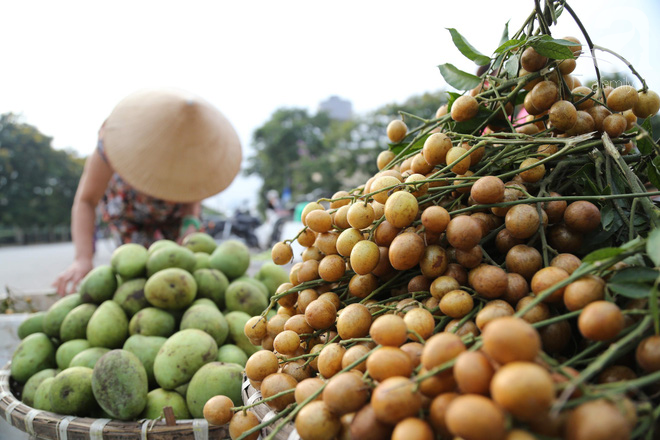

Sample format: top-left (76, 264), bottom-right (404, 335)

top-left (2, 0), bottom-right (659, 213)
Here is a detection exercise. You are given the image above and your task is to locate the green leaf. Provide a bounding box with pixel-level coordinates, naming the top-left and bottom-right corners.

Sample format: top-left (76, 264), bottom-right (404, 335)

top-left (389, 133), bottom-right (431, 155)
top-left (637, 118), bottom-right (655, 154)
top-left (530, 39), bottom-right (575, 60)
top-left (648, 228), bottom-right (660, 267)
top-left (446, 92), bottom-right (462, 113)
top-left (447, 28), bottom-right (491, 66)
top-left (452, 107), bottom-right (494, 135)
top-left (514, 90), bottom-right (528, 106)
top-left (494, 38), bottom-right (525, 54)
top-left (651, 282), bottom-right (660, 334)
top-left (582, 246), bottom-right (624, 263)
top-left (438, 63), bottom-right (482, 91)
top-left (537, 36), bottom-right (582, 47)
top-left (608, 283), bottom-right (653, 299)
top-left (608, 266), bottom-right (659, 299)
top-left (609, 266), bottom-right (660, 285)
top-left (648, 156), bottom-right (660, 190)
top-left (570, 163), bottom-right (601, 196)
top-left (504, 54), bottom-right (519, 79)
top-left (498, 21), bottom-right (510, 48)
top-left (600, 204), bottom-right (615, 231)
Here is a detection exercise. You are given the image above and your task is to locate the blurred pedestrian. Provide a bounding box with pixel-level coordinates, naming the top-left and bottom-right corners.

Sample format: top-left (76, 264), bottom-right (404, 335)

top-left (53, 88), bottom-right (242, 295)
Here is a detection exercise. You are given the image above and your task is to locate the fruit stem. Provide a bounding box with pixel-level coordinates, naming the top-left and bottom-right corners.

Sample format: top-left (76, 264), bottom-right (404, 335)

top-left (553, 315), bottom-right (652, 413)
top-left (232, 388), bottom-right (296, 413)
top-left (634, 122), bottom-right (660, 155)
top-left (603, 132), bottom-right (660, 228)
top-left (558, 1), bottom-right (605, 99)
top-left (595, 368), bottom-right (660, 394)
top-left (399, 110), bottom-right (429, 124)
top-left (359, 271), bottom-right (407, 303)
top-left (512, 9), bottom-right (538, 40)
top-left (450, 191), bottom-right (660, 216)
top-left (235, 404), bottom-right (295, 440)
top-left (534, 0), bottom-right (552, 35)
top-left (532, 309), bottom-right (582, 329)
top-left (261, 345), bottom-right (379, 440)
top-left (592, 44), bottom-right (648, 92)
top-left (604, 155), bottom-right (635, 235)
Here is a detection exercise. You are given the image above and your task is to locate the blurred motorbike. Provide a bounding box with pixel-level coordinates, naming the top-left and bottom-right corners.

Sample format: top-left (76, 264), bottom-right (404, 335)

top-left (205, 209), bottom-right (261, 249)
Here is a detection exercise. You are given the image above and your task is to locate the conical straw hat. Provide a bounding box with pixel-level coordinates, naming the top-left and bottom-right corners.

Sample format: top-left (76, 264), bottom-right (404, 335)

top-left (102, 87), bottom-right (242, 203)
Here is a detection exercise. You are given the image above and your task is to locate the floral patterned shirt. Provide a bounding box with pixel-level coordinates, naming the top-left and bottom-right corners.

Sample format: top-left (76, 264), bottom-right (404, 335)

top-left (97, 140), bottom-right (184, 246)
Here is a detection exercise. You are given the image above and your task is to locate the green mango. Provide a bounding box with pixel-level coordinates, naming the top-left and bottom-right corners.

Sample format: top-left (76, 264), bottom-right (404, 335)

top-left (128, 307), bottom-right (176, 337)
top-left (225, 311), bottom-right (261, 357)
top-left (254, 262), bottom-right (290, 298)
top-left (11, 332), bottom-right (57, 383)
top-left (191, 298), bottom-right (218, 309)
top-left (60, 303), bottom-right (97, 341)
top-left (180, 304), bottom-right (229, 346)
top-left (49, 367), bottom-right (96, 416)
top-left (123, 334), bottom-right (167, 389)
top-left (234, 276), bottom-right (269, 299)
top-left (142, 388), bottom-right (191, 420)
top-left (22, 368), bottom-right (58, 407)
top-left (146, 245), bottom-right (196, 277)
top-left (153, 329), bottom-right (218, 390)
top-left (69, 347), bottom-right (110, 369)
top-left (144, 268), bottom-right (197, 310)
top-left (182, 232), bottom-right (217, 254)
top-left (56, 339), bottom-right (91, 369)
top-left (113, 278), bottom-right (149, 317)
top-left (78, 265), bottom-right (117, 304)
top-left (87, 300), bottom-right (129, 348)
top-left (209, 240), bottom-right (250, 280)
top-left (174, 382), bottom-right (189, 399)
top-left (111, 243), bottom-right (148, 279)
top-left (225, 280), bottom-right (268, 316)
top-left (217, 344), bottom-right (248, 367)
top-left (17, 312), bottom-right (46, 339)
top-left (193, 252), bottom-right (211, 271)
top-left (193, 268), bottom-right (229, 308)
top-left (33, 377), bottom-right (56, 411)
top-left (92, 349), bottom-right (148, 420)
top-left (42, 294), bottom-right (82, 338)
top-left (186, 362), bottom-right (244, 418)
top-left (147, 239), bottom-right (178, 256)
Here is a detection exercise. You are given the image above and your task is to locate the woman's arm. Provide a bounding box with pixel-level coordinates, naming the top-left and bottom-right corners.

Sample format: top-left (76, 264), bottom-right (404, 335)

top-left (53, 150), bottom-right (113, 295)
top-left (178, 201), bottom-right (203, 242)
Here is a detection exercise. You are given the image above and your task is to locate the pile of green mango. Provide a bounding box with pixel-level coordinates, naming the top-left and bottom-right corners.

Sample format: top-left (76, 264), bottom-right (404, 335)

top-left (10, 233), bottom-right (289, 421)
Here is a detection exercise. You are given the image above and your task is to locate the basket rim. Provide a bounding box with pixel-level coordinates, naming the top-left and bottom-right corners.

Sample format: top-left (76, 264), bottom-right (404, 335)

top-left (241, 375), bottom-right (298, 440)
top-left (0, 361), bottom-right (228, 439)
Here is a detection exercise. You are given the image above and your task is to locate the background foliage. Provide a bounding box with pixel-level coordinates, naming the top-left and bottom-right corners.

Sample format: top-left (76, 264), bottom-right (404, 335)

top-left (245, 91), bottom-right (447, 213)
top-left (0, 113), bottom-right (83, 227)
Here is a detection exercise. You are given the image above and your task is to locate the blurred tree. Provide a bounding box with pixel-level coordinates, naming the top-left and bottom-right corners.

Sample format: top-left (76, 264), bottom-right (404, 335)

top-left (0, 113), bottom-right (83, 226)
top-left (246, 91), bottom-right (446, 212)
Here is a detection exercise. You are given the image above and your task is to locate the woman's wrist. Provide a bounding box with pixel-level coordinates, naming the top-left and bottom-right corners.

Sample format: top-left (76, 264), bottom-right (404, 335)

top-left (181, 215), bottom-right (202, 233)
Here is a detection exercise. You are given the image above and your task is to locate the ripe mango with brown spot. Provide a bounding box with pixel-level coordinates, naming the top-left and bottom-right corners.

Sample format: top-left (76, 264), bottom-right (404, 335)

top-left (144, 268), bottom-right (197, 310)
top-left (153, 329), bottom-right (218, 390)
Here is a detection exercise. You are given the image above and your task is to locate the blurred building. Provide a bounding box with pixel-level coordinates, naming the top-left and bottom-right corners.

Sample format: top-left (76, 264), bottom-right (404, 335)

top-left (319, 95), bottom-right (352, 121)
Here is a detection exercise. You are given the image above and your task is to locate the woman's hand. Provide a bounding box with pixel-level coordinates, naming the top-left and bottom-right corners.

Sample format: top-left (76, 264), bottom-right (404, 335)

top-left (53, 258), bottom-right (94, 296)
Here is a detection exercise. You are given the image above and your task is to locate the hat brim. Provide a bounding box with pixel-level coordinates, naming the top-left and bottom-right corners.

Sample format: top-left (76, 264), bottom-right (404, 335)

top-left (103, 87), bottom-right (242, 203)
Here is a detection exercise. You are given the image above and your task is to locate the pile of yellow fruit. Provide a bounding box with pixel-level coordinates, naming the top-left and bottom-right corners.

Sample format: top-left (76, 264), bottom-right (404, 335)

top-left (204, 1), bottom-right (660, 439)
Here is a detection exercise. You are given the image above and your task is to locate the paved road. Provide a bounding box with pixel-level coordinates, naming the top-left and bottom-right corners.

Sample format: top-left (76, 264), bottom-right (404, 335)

top-left (0, 239), bottom-right (115, 296)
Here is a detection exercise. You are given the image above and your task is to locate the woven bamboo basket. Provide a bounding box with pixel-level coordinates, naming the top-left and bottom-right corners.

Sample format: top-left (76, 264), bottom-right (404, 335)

top-left (1, 362), bottom-right (229, 440)
top-left (240, 376), bottom-right (298, 440)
